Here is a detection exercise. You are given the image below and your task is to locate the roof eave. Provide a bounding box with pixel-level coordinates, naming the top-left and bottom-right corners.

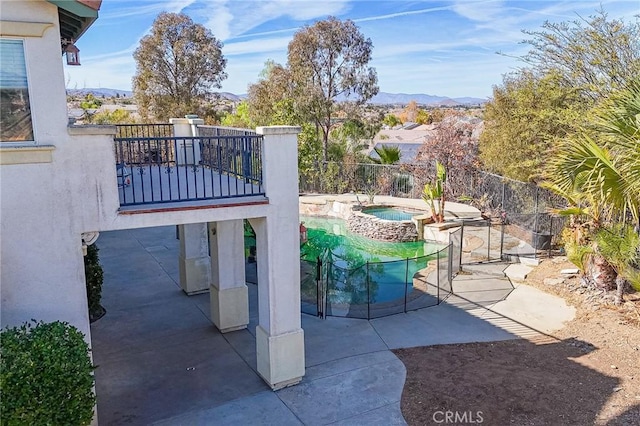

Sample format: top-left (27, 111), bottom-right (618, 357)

top-left (48, 0), bottom-right (101, 42)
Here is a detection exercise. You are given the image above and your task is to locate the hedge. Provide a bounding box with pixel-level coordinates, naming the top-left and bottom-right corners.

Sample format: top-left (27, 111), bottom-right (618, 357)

top-left (84, 243), bottom-right (104, 321)
top-left (0, 321), bottom-right (96, 425)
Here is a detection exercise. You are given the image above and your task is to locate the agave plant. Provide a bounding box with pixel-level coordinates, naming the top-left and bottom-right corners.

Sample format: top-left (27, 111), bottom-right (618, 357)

top-left (422, 161), bottom-right (447, 223)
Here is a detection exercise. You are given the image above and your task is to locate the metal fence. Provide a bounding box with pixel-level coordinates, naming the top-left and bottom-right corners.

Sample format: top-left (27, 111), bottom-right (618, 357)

top-left (302, 242), bottom-right (459, 320)
top-left (114, 124), bottom-right (264, 206)
top-left (299, 162), bottom-right (567, 258)
top-left (198, 125), bottom-right (257, 137)
top-left (115, 123), bottom-right (174, 138)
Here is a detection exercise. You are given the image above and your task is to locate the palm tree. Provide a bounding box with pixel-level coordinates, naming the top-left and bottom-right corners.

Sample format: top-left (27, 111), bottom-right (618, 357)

top-left (367, 145), bottom-right (402, 199)
top-left (595, 224), bottom-right (640, 304)
top-left (545, 79), bottom-right (640, 301)
top-left (371, 144), bottom-right (401, 164)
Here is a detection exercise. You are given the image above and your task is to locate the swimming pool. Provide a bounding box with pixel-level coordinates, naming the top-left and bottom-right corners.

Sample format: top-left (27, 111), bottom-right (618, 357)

top-left (300, 216), bottom-right (441, 304)
top-left (361, 206), bottom-right (419, 221)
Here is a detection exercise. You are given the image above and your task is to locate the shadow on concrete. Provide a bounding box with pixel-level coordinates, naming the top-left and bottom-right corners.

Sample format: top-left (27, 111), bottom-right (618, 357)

top-left (90, 225), bottom-right (596, 425)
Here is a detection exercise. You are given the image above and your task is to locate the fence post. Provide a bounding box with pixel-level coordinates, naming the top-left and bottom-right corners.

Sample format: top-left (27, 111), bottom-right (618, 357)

top-left (324, 261), bottom-right (330, 319)
top-left (404, 258), bottom-right (409, 313)
top-left (448, 242), bottom-right (453, 286)
top-left (500, 219), bottom-right (506, 261)
top-left (548, 215), bottom-right (553, 258)
top-left (366, 262), bottom-right (371, 320)
top-left (533, 186), bottom-right (539, 259)
top-left (436, 250), bottom-right (440, 305)
top-left (316, 256), bottom-right (322, 318)
top-left (486, 218), bottom-right (491, 261)
top-left (459, 222), bottom-right (465, 268)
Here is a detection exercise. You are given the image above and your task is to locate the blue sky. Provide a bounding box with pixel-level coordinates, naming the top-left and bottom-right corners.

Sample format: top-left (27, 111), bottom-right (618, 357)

top-left (65, 0), bottom-right (639, 99)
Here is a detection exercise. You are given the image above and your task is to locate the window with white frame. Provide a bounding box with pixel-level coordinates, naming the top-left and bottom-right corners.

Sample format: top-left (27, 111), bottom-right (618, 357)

top-left (0, 39), bottom-right (34, 142)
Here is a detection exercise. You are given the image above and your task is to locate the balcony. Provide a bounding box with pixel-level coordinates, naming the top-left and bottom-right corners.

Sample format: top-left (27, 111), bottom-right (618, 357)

top-left (114, 124), bottom-right (264, 207)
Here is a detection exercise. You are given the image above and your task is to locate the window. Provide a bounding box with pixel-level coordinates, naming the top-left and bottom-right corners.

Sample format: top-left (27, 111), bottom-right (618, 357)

top-left (1, 39), bottom-right (34, 142)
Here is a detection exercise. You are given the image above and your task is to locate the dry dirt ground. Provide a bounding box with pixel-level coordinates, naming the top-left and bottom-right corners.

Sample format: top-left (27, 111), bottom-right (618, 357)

top-left (394, 258), bottom-right (640, 426)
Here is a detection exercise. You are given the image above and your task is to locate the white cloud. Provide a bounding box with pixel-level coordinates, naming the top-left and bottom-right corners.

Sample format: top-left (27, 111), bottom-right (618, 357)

top-left (451, 0), bottom-right (505, 22)
top-left (203, 0), bottom-right (233, 40)
top-left (100, 0), bottom-right (198, 20)
top-left (354, 5), bottom-right (453, 23)
top-left (223, 36), bottom-right (292, 56)
top-left (202, 0), bottom-right (350, 40)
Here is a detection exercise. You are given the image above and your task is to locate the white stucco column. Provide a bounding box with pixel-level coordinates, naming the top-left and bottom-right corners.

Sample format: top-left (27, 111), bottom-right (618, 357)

top-left (252, 126), bottom-right (305, 390)
top-left (178, 223), bottom-right (210, 295)
top-left (187, 115), bottom-right (204, 164)
top-left (209, 219), bottom-right (249, 333)
top-left (170, 115), bottom-right (202, 166)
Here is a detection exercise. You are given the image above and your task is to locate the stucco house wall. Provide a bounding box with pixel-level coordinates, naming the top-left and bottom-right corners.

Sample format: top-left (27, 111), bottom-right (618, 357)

top-left (0, 1), bottom-right (103, 336)
top-left (1, 1), bottom-right (305, 395)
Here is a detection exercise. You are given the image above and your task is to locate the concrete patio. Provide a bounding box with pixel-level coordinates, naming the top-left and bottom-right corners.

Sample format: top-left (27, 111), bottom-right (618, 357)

top-left (91, 226), bottom-right (575, 425)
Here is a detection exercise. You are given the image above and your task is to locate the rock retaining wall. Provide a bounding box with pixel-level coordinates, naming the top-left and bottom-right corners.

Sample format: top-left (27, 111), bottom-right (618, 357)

top-left (347, 210), bottom-right (418, 242)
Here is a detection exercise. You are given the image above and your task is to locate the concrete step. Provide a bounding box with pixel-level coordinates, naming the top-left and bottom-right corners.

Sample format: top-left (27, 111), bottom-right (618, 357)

top-left (460, 262), bottom-right (510, 278)
top-left (504, 263), bottom-right (534, 282)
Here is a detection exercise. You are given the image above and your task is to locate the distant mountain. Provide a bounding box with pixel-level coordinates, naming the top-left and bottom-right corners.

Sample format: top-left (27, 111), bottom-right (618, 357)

top-left (215, 92), bottom-right (246, 102)
top-left (369, 92), bottom-right (486, 106)
top-left (67, 88), bottom-right (132, 98)
top-left (67, 88), bottom-right (485, 106)
top-left (452, 96), bottom-right (488, 105)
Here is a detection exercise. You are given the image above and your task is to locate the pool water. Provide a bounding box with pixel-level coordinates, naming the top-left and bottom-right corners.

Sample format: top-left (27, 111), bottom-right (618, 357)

top-left (300, 216), bottom-right (432, 263)
top-left (362, 207), bottom-right (417, 221)
top-left (300, 216), bottom-right (441, 303)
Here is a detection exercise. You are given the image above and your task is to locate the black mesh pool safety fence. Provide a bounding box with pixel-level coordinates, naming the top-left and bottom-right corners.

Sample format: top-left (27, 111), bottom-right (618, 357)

top-left (301, 243), bottom-right (457, 319)
top-left (299, 163), bottom-right (568, 260)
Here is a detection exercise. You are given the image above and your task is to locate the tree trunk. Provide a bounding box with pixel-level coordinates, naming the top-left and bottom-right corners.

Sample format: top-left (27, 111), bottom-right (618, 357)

top-left (614, 274), bottom-right (627, 305)
top-left (322, 128), bottom-right (329, 161)
top-left (586, 253), bottom-right (617, 290)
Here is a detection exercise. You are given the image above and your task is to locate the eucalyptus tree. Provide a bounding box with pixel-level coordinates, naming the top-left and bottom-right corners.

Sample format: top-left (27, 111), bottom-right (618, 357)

top-left (288, 17), bottom-right (379, 161)
top-left (521, 9), bottom-right (640, 101)
top-left (480, 70), bottom-right (585, 181)
top-left (481, 10), bottom-right (639, 181)
top-left (132, 12), bottom-right (227, 121)
top-left (246, 60), bottom-right (297, 126)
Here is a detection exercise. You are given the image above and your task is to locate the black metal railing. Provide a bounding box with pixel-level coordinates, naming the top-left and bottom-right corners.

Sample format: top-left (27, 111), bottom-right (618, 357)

top-left (115, 123), bottom-right (174, 138)
top-left (114, 134), bottom-right (264, 206)
top-left (198, 125), bottom-right (257, 137)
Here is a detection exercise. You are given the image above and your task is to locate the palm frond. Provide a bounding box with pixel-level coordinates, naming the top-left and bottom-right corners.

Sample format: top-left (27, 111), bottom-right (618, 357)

top-left (595, 224), bottom-right (640, 271)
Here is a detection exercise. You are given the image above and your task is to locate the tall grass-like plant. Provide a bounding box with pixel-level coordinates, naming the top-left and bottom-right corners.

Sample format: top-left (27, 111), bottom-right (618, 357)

top-left (422, 161), bottom-right (447, 223)
top-left (0, 321), bottom-right (96, 425)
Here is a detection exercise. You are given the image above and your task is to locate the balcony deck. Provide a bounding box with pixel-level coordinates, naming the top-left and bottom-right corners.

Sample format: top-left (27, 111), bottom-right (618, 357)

top-left (117, 164), bottom-right (264, 207)
top-left (114, 127), bottom-right (265, 209)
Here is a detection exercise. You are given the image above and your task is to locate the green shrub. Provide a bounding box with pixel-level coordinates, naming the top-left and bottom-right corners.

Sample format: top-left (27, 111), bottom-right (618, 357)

top-left (0, 321), bottom-right (96, 425)
top-left (84, 244), bottom-right (104, 320)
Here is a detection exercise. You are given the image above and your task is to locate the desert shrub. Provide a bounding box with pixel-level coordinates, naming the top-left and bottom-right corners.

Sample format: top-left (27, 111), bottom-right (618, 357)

top-left (561, 228), bottom-right (592, 272)
top-left (84, 244), bottom-right (104, 320)
top-left (0, 321), bottom-right (96, 425)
